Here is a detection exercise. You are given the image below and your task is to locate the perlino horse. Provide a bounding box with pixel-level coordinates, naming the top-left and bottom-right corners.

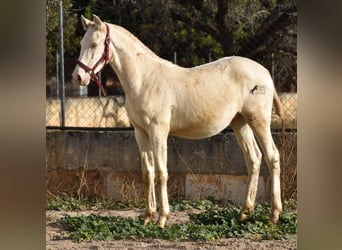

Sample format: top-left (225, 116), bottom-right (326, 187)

top-left (72, 15), bottom-right (284, 228)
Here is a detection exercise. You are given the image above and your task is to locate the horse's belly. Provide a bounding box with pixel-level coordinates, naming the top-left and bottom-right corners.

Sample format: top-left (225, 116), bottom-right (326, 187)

top-left (169, 118), bottom-right (230, 139)
top-left (170, 129), bottom-right (219, 139)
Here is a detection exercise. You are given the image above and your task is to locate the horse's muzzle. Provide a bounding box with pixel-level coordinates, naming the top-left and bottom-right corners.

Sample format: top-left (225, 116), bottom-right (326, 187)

top-left (72, 69), bottom-right (90, 86)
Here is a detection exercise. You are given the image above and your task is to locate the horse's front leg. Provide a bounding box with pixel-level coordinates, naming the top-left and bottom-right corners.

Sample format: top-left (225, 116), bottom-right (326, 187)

top-left (149, 123), bottom-right (170, 228)
top-left (134, 127), bottom-right (157, 225)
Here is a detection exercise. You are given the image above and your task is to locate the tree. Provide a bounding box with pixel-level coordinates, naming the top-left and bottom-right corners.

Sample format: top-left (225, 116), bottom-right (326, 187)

top-left (86, 0), bottom-right (225, 65)
top-left (104, 0), bottom-right (297, 91)
top-left (46, 0), bottom-right (296, 92)
top-left (168, 0), bottom-right (297, 91)
top-left (46, 0), bottom-right (79, 81)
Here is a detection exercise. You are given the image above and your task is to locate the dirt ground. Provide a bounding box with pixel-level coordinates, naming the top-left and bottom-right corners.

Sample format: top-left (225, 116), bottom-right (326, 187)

top-left (46, 209), bottom-right (297, 250)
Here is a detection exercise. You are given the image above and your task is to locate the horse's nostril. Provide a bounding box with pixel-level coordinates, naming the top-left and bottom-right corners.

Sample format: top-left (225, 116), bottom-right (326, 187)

top-left (77, 74), bottom-right (82, 82)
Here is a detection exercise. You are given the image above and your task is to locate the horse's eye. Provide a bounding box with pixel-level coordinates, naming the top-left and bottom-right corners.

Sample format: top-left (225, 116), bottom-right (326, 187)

top-left (91, 42), bottom-right (97, 48)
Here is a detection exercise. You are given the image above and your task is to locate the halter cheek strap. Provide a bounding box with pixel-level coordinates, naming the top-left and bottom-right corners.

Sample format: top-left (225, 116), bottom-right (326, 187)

top-left (77, 23), bottom-right (111, 96)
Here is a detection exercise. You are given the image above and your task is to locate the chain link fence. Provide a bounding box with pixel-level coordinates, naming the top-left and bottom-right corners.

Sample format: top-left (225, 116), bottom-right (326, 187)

top-left (272, 92), bottom-right (297, 129)
top-left (46, 92), bottom-right (296, 129)
top-left (46, 96), bottom-right (130, 128)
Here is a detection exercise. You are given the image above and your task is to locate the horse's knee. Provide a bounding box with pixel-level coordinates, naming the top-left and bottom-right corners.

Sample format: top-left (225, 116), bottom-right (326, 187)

top-left (158, 172), bottom-right (168, 183)
top-left (265, 147), bottom-right (280, 173)
top-left (249, 152), bottom-right (262, 173)
top-left (141, 162), bottom-right (155, 181)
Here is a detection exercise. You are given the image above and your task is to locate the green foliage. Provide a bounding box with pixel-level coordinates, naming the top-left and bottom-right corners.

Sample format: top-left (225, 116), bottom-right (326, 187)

top-left (46, 193), bottom-right (145, 211)
top-left (172, 23), bottom-right (224, 66)
top-left (190, 203), bottom-right (297, 240)
top-left (47, 193), bottom-right (87, 211)
top-left (170, 198), bottom-right (218, 211)
top-left (57, 200), bottom-right (297, 242)
top-left (46, 0), bottom-right (80, 79)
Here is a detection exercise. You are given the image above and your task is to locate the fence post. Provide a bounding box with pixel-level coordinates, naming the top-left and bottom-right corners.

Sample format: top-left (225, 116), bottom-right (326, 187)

top-left (98, 71), bottom-right (102, 96)
top-left (56, 51), bottom-right (59, 99)
top-left (271, 52), bottom-right (275, 81)
top-left (58, 0), bottom-right (66, 127)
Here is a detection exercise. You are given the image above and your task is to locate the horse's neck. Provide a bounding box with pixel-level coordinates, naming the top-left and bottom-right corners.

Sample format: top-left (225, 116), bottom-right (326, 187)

top-left (108, 25), bottom-right (161, 97)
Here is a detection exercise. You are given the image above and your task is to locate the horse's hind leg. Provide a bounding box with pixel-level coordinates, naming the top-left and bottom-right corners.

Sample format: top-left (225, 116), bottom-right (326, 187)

top-left (248, 117), bottom-right (282, 223)
top-left (230, 114), bottom-right (262, 221)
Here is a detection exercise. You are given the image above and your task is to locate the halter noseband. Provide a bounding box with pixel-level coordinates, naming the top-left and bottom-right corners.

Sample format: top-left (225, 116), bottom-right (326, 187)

top-left (77, 23), bottom-right (110, 96)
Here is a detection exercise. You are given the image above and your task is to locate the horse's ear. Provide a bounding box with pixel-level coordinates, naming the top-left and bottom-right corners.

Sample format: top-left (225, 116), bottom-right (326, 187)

top-left (92, 14), bottom-right (104, 29)
top-left (81, 15), bottom-right (93, 30)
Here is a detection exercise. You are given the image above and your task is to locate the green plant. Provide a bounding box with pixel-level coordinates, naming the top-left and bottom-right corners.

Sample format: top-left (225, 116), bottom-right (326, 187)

top-left (46, 193), bottom-right (87, 211)
top-left (57, 201), bottom-right (297, 242)
top-left (170, 198), bottom-right (219, 211)
top-left (46, 193), bottom-right (145, 211)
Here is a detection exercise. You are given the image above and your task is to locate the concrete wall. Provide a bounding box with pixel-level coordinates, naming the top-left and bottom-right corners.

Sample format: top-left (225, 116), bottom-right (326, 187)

top-left (46, 130), bottom-right (296, 205)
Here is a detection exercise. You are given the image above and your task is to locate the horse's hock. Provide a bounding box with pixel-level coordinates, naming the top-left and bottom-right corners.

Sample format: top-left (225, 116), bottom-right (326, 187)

top-left (46, 129), bottom-right (297, 203)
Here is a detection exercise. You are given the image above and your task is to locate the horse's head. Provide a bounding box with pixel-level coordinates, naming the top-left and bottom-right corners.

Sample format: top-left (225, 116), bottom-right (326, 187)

top-left (72, 15), bottom-right (110, 86)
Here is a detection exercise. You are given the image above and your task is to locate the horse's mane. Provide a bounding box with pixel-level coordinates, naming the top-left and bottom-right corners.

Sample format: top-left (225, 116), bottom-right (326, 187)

top-left (109, 23), bottom-right (160, 60)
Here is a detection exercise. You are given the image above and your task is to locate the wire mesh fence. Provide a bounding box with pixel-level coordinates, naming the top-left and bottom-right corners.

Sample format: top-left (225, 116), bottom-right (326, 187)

top-left (46, 96), bottom-right (130, 128)
top-left (272, 92), bottom-right (297, 129)
top-left (46, 92), bottom-right (297, 129)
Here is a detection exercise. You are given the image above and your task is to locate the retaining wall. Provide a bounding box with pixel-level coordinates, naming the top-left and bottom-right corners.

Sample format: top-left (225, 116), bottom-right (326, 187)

top-left (46, 129), bottom-right (296, 205)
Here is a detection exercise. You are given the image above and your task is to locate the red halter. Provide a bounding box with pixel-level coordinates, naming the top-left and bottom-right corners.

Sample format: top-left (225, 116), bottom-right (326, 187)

top-left (77, 23), bottom-right (110, 96)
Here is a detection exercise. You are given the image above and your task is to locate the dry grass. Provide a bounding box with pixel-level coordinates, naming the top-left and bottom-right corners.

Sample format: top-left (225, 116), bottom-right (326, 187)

top-left (279, 131), bottom-right (297, 201)
top-left (46, 143), bottom-right (105, 201)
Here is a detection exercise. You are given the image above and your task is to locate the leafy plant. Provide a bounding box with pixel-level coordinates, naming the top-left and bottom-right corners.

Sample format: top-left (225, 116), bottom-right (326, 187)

top-left (169, 198), bottom-right (218, 211)
top-left (47, 193), bottom-right (87, 211)
top-left (46, 193), bottom-right (145, 211)
top-left (57, 200), bottom-right (297, 242)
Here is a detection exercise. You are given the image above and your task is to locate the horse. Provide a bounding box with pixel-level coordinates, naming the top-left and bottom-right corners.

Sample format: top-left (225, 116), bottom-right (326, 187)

top-left (72, 14), bottom-right (284, 228)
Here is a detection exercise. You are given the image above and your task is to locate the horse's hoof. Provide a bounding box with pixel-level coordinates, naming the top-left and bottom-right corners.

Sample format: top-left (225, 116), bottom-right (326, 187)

top-left (239, 206), bottom-right (254, 221)
top-left (239, 212), bottom-right (248, 221)
top-left (156, 215), bottom-right (169, 228)
top-left (144, 216), bottom-right (154, 225)
top-left (271, 209), bottom-right (281, 224)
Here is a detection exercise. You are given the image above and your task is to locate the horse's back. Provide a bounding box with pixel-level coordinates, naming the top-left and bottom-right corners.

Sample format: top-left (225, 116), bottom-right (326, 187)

top-left (167, 56), bottom-right (274, 139)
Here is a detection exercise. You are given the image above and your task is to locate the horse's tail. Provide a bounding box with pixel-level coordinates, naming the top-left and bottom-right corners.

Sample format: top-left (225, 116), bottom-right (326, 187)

top-left (273, 88), bottom-right (284, 119)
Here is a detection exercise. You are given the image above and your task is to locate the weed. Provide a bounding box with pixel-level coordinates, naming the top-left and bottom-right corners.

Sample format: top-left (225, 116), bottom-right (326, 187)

top-left (56, 199), bottom-right (297, 242)
top-left (46, 193), bottom-right (145, 211)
